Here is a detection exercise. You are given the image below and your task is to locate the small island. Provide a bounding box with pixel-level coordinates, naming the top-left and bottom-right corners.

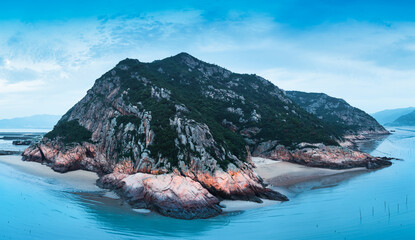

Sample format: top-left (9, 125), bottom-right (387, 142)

top-left (22, 53), bottom-right (392, 219)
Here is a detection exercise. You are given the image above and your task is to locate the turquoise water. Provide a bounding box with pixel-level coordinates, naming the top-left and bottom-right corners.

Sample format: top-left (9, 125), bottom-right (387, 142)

top-left (1, 128), bottom-right (414, 239)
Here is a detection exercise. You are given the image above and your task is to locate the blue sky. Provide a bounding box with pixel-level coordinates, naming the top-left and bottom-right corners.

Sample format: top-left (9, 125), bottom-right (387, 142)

top-left (1, 0), bottom-right (415, 118)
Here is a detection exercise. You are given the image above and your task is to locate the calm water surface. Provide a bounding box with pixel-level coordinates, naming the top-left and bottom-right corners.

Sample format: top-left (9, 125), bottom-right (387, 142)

top-left (0, 130), bottom-right (47, 152)
top-left (0, 128), bottom-right (414, 239)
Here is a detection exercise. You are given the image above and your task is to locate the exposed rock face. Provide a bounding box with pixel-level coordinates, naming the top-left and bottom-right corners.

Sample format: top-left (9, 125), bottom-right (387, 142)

top-left (181, 164), bottom-right (288, 202)
top-left (286, 91), bottom-right (389, 137)
top-left (97, 173), bottom-right (222, 219)
top-left (253, 141), bottom-right (392, 169)
top-left (22, 53), bottom-right (390, 219)
top-left (22, 141), bottom-right (111, 173)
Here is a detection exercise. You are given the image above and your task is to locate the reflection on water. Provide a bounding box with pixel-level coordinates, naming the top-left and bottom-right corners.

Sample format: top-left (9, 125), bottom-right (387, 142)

top-left (356, 133), bottom-right (389, 154)
top-left (1, 127), bottom-right (415, 239)
top-left (71, 192), bottom-right (234, 238)
top-left (285, 170), bottom-right (368, 194)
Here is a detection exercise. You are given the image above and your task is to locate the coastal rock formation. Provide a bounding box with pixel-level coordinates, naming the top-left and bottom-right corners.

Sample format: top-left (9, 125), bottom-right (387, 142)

top-left (22, 53), bottom-right (390, 218)
top-left (97, 173), bottom-right (222, 219)
top-left (22, 141), bottom-right (111, 173)
top-left (253, 141), bottom-right (392, 169)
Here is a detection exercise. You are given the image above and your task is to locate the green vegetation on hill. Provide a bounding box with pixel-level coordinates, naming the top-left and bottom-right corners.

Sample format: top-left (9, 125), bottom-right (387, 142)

top-left (100, 54), bottom-right (339, 166)
top-left (286, 91), bottom-right (386, 136)
top-left (51, 53), bottom-right (351, 169)
top-left (45, 120), bottom-right (92, 144)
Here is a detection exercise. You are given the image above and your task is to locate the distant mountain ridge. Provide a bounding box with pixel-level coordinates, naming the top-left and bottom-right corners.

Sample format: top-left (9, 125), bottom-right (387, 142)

top-left (371, 107), bottom-right (415, 125)
top-left (286, 91), bottom-right (388, 137)
top-left (0, 115), bottom-right (61, 129)
top-left (387, 110), bottom-right (415, 126)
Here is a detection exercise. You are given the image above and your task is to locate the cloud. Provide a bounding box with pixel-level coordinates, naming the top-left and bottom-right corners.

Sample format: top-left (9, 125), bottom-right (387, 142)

top-left (1, 9), bottom-right (415, 118)
top-left (0, 79), bottom-right (45, 93)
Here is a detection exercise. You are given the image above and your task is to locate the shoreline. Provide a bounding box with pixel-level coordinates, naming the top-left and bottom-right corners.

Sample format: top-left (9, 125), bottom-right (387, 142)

top-left (0, 155), bottom-right (370, 215)
top-left (0, 155), bottom-right (101, 192)
top-left (252, 157), bottom-right (368, 187)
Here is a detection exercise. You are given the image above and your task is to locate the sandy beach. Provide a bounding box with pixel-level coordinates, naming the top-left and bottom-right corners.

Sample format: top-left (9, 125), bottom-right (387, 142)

top-left (0, 155), bottom-right (100, 192)
top-left (220, 158), bottom-right (368, 211)
top-left (252, 157), bottom-right (368, 187)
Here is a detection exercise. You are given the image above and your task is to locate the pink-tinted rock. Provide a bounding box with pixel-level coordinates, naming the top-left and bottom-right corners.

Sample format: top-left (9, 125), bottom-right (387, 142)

top-left (253, 142), bottom-right (392, 169)
top-left (97, 173), bottom-right (222, 219)
top-left (183, 165), bottom-right (287, 202)
top-left (22, 141), bottom-right (113, 174)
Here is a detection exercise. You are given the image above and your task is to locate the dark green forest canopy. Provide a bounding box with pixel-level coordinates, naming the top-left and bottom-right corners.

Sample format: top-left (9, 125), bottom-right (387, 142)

top-left (45, 120), bottom-right (92, 144)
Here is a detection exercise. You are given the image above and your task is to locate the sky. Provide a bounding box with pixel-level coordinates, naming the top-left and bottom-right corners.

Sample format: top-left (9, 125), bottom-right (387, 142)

top-left (1, 0), bottom-right (415, 119)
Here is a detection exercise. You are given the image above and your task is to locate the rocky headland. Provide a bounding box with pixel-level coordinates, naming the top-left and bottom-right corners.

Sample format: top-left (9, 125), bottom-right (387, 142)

top-left (22, 53), bottom-right (392, 219)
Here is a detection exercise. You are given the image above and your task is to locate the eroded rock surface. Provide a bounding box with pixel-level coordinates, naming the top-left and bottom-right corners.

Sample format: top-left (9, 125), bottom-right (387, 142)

top-left (97, 173), bottom-right (222, 219)
top-left (253, 141), bottom-right (392, 169)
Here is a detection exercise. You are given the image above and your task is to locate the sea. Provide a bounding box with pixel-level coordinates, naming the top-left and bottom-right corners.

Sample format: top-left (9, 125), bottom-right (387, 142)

top-left (0, 127), bottom-right (414, 239)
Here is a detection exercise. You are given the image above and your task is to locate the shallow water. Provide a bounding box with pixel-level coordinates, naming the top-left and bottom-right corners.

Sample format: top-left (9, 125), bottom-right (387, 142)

top-left (0, 130), bottom-right (46, 152)
top-left (1, 128), bottom-right (414, 239)
top-left (0, 139), bottom-right (27, 152)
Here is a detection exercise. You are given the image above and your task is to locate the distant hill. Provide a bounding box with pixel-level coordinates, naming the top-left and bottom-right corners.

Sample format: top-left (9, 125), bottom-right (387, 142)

top-left (387, 110), bottom-right (415, 126)
top-left (286, 91), bottom-right (388, 136)
top-left (0, 115), bottom-right (61, 129)
top-left (371, 107), bottom-right (415, 125)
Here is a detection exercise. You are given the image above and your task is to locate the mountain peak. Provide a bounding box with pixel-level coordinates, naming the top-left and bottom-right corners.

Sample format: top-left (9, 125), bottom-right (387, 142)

top-left (173, 52), bottom-right (195, 59)
top-left (162, 52), bottom-right (205, 69)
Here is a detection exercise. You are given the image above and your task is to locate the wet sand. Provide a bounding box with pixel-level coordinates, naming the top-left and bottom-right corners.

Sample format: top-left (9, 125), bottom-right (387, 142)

top-left (0, 155), bottom-right (100, 192)
top-left (252, 157), bottom-right (368, 187)
top-left (221, 199), bottom-right (280, 212)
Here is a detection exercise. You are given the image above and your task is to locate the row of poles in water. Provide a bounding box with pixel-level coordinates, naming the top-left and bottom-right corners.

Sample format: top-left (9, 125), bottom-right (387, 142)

top-left (359, 195), bottom-right (409, 223)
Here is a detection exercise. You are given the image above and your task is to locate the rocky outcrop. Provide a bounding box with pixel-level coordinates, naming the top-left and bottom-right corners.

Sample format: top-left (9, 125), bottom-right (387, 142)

top-left (23, 141), bottom-right (112, 174)
top-left (181, 165), bottom-right (288, 202)
top-left (97, 172), bottom-right (222, 219)
top-left (253, 141), bottom-right (392, 169)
